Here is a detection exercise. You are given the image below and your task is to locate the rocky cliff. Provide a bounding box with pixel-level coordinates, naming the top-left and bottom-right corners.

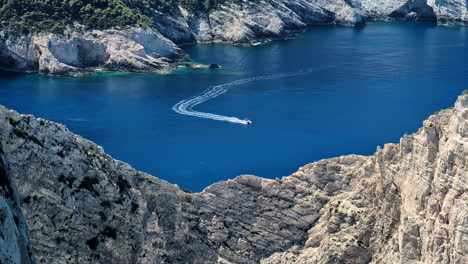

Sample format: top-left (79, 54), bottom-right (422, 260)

top-left (0, 87), bottom-right (466, 264)
top-left (0, 26), bottom-right (184, 76)
top-left (0, 143), bottom-right (35, 263)
top-left (1, 0), bottom-right (467, 75)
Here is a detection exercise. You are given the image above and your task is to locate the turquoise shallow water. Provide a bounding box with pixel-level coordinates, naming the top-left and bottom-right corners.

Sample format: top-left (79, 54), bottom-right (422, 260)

top-left (0, 22), bottom-right (467, 191)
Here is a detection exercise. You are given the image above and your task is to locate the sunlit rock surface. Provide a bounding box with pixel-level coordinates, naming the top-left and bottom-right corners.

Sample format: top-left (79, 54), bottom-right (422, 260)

top-left (0, 26), bottom-right (184, 76)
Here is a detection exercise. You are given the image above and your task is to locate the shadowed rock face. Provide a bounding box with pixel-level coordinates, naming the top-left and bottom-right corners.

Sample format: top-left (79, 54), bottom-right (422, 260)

top-left (0, 94), bottom-right (466, 263)
top-left (0, 37), bottom-right (39, 73)
top-left (0, 54), bottom-right (18, 70)
top-left (0, 144), bottom-right (35, 264)
top-left (49, 39), bottom-right (108, 68)
top-left (389, 0), bottom-right (437, 20)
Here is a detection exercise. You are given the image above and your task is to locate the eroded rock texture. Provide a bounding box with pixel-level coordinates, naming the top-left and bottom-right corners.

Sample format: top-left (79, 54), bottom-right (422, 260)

top-left (0, 144), bottom-right (35, 264)
top-left (0, 26), bottom-right (184, 76)
top-left (0, 90), bottom-right (466, 264)
top-left (261, 96), bottom-right (468, 263)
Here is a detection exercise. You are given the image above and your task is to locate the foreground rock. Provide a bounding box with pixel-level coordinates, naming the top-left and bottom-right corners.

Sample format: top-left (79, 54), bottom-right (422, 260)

top-left (0, 144), bottom-right (35, 263)
top-left (0, 91), bottom-right (466, 263)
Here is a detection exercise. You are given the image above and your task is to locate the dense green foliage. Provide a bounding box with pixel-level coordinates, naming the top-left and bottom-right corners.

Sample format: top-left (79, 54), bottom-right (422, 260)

top-left (0, 0), bottom-right (149, 33)
top-left (0, 0), bottom-right (259, 33)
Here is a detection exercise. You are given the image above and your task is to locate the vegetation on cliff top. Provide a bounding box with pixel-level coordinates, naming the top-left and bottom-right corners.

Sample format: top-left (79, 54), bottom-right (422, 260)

top-left (0, 0), bottom-right (150, 33)
top-left (0, 0), bottom-right (258, 33)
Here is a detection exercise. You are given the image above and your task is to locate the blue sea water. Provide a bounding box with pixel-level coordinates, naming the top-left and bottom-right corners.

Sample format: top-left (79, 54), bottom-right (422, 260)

top-left (0, 22), bottom-right (466, 191)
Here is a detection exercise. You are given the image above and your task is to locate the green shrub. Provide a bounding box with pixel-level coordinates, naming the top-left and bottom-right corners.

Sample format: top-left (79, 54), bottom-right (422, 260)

top-left (13, 127), bottom-right (28, 139)
top-left (0, 0), bottom-right (262, 33)
top-left (29, 135), bottom-right (45, 148)
top-left (85, 148), bottom-right (96, 156)
top-left (0, 0), bottom-right (149, 33)
top-left (8, 118), bottom-right (20, 126)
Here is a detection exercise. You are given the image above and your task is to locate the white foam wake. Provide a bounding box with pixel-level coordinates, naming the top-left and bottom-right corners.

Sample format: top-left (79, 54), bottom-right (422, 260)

top-left (172, 69), bottom-right (315, 124)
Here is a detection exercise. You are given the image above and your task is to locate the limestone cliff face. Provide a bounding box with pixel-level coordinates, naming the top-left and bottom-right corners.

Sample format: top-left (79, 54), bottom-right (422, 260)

top-left (0, 26), bottom-right (184, 76)
top-left (147, 0), bottom-right (465, 45)
top-left (152, 0), bottom-right (365, 45)
top-left (0, 144), bottom-right (35, 264)
top-left (427, 0), bottom-right (468, 25)
top-left (0, 90), bottom-right (466, 264)
top-left (348, 0), bottom-right (436, 20)
top-left (262, 95), bottom-right (468, 264)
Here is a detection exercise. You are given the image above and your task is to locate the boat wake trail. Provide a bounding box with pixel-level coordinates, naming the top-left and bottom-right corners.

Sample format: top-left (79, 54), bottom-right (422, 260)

top-left (172, 68), bottom-right (316, 124)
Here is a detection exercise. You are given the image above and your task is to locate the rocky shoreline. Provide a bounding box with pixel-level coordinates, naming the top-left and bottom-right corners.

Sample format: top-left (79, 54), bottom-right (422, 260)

top-left (0, 93), bottom-right (466, 263)
top-left (0, 0), bottom-right (467, 76)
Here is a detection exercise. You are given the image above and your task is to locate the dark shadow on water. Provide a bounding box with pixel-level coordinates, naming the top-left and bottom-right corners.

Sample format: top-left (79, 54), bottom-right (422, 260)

top-left (0, 69), bottom-right (28, 79)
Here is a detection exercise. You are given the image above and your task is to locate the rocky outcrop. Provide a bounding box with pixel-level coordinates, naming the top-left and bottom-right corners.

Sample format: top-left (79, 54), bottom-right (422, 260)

top-left (427, 0), bottom-right (468, 25)
top-left (389, 0), bottom-right (437, 21)
top-left (175, 0), bottom-right (365, 45)
top-left (0, 89), bottom-right (466, 264)
top-left (0, 26), bottom-right (184, 76)
top-left (0, 143), bottom-right (35, 263)
top-left (148, 0), bottom-right (468, 45)
top-left (346, 0), bottom-right (436, 21)
top-left (132, 0), bottom-right (366, 46)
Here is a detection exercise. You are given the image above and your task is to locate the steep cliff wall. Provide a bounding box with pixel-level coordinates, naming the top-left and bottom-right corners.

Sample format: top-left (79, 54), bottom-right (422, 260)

top-left (151, 0), bottom-right (365, 45)
top-left (0, 143), bottom-right (35, 264)
top-left (428, 0), bottom-right (468, 25)
top-left (0, 26), bottom-right (184, 76)
top-left (0, 89), bottom-right (466, 264)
